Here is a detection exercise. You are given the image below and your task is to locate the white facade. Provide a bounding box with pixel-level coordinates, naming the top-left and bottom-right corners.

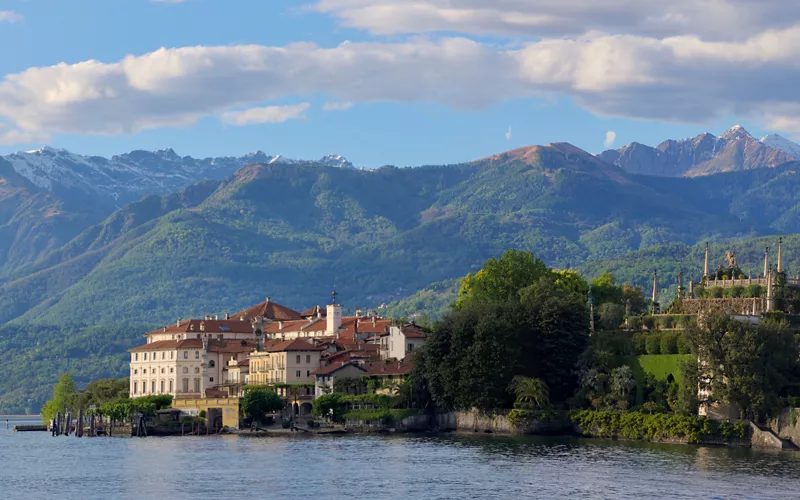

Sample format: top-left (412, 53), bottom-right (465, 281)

top-left (129, 345), bottom-right (205, 398)
top-left (381, 326), bottom-right (427, 360)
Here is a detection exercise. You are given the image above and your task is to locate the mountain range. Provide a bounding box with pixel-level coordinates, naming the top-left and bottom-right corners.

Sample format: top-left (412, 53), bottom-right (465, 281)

top-left (3, 126), bottom-right (800, 412)
top-left (600, 125), bottom-right (800, 177)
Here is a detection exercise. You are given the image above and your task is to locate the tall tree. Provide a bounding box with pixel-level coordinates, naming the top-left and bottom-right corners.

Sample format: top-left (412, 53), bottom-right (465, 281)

top-left (41, 373), bottom-right (76, 423)
top-left (456, 249), bottom-right (549, 309)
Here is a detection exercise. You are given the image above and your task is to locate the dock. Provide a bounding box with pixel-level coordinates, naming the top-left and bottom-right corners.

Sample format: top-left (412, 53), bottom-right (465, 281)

top-left (14, 425), bottom-right (48, 432)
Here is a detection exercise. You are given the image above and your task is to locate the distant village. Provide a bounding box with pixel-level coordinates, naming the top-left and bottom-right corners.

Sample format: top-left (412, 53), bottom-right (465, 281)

top-left (128, 291), bottom-right (427, 428)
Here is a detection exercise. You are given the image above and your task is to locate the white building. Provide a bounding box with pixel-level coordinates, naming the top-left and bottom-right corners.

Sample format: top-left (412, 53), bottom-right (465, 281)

top-left (380, 323), bottom-right (428, 360)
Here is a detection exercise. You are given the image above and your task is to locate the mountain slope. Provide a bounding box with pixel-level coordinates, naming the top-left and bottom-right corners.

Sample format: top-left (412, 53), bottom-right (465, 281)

top-left (601, 125), bottom-right (798, 177)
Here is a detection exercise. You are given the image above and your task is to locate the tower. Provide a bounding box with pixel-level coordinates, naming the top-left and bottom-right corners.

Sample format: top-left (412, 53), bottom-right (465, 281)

top-left (651, 270), bottom-right (659, 315)
top-left (764, 247), bottom-right (770, 277)
top-left (704, 242), bottom-right (710, 279)
top-left (326, 289), bottom-right (343, 335)
top-left (778, 237), bottom-right (783, 273)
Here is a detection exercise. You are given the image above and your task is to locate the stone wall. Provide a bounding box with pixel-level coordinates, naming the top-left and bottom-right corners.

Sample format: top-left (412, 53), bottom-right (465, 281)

top-left (768, 407), bottom-right (800, 447)
top-left (749, 422), bottom-right (792, 449)
top-left (433, 410), bottom-right (570, 435)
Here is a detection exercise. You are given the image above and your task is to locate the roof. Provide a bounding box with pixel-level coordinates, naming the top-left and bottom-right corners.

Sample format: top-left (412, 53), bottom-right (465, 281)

top-left (129, 338), bottom-right (256, 353)
top-left (400, 324), bottom-right (428, 339)
top-left (338, 317), bottom-right (391, 337)
top-left (301, 305), bottom-right (326, 318)
top-left (265, 338), bottom-right (326, 352)
top-left (312, 361), bottom-right (366, 376)
top-left (258, 318), bottom-right (327, 335)
top-left (146, 319), bottom-right (254, 337)
top-left (364, 360), bottom-right (413, 377)
top-left (231, 298), bottom-right (303, 322)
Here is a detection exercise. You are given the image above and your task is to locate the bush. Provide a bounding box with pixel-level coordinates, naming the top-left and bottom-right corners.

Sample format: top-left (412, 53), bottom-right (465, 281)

top-left (569, 410), bottom-right (747, 444)
top-left (198, 410), bottom-right (206, 419)
top-left (632, 334), bottom-right (646, 355)
top-left (708, 287), bottom-right (724, 299)
top-left (642, 316), bottom-right (656, 330)
top-left (598, 303), bottom-right (626, 331)
top-left (724, 286), bottom-right (744, 298)
top-left (660, 333), bottom-right (678, 355)
top-left (645, 336), bottom-right (661, 355)
top-left (676, 333), bottom-right (691, 354)
top-left (628, 316), bottom-right (643, 331)
top-left (744, 284), bottom-right (764, 298)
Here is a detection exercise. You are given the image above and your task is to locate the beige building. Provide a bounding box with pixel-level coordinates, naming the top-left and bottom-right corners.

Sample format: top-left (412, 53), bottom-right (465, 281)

top-left (128, 298), bottom-right (303, 399)
top-left (312, 361), bottom-right (368, 397)
top-left (248, 338), bottom-right (324, 414)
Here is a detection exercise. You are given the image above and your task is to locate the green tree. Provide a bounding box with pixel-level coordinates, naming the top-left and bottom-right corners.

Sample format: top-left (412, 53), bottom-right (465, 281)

top-left (598, 303), bottom-right (625, 331)
top-left (41, 373), bottom-right (76, 423)
top-left (687, 312), bottom-right (798, 421)
top-left (418, 276), bottom-right (588, 411)
top-left (455, 250), bottom-right (549, 309)
top-left (241, 389), bottom-right (284, 423)
top-left (508, 376), bottom-right (550, 408)
top-left (610, 365), bottom-right (636, 406)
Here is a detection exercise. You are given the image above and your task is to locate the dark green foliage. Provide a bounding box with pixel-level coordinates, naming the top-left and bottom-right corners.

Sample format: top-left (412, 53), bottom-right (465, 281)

top-left (645, 336), bottom-right (661, 355)
top-left (660, 333), bottom-right (678, 355)
top-left (598, 303), bottom-right (625, 331)
top-left (570, 410), bottom-right (748, 444)
top-left (456, 250), bottom-right (550, 309)
top-left (241, 389), bottom-right (284, 423)
top-left (686, 312), bottom-right (799, 421)
top-left (417, 269), bottom-right (588, 411)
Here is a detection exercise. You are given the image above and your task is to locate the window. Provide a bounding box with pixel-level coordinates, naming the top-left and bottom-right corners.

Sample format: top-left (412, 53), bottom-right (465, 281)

top-left (169, 380), bottom-right (174, 392)
top-left (135, 353), bottom-right (139, 361)
top-left (144, 353), bottom-right (148, 361)
top-left (184, 351), bottom-right (188, 359)
top-left (210, 377), bottom-right (214, 383)
top-left (160, 380), bottom-right (165, 393)
top-left (170, 351), bottom-right (174, 360)
top-left (170, 368), bottom-right (174, 373)
top-left (133, 381), bottom-right (138, 394)
top-left (194, 378), bottom-right (201, 393)
top-left (296, 370), bottom-right (301, 378)
top-left (161, 352), bottom-right (165, 360)
top-left (134, 369), bottom-right (138, 375)
top-left (408, 343), bottom-right (414, 352)
top-left (306, 355), bottom-right (311, 363)
top-left (306, 370), bottom-right (311, 377)
top-left (209, 360), bottom-right (216, 368)
top-left (182, 379), bottom-right (189, 393)
top-left (183, 367), bottom-right (189, 374)
top-left (296, 355), bottom-right (301, 364)
top-left (195, 351), bottom-right (200, 360)
top-left (161, 368), bottom-right (165, 374)
top-left (151, 381), bottom-right (156, 393)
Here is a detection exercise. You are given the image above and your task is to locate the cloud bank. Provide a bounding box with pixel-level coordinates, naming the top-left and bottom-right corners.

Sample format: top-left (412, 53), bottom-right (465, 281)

top-left (1, 1), bottom-right (800, 142)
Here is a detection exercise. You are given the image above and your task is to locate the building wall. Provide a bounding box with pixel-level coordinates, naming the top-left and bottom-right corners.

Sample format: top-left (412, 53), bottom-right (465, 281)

top-left (130, 347), bottom-right (205, 399)
top-left (172, 398), bottom-right (240, 429)
top-left (385, 327), bottom-right (426, 360)
top-left (315, 364), bottom-right (366, 397)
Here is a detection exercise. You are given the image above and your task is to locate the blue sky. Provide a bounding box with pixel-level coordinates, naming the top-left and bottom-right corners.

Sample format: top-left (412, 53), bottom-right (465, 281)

top-left (0, 0), bottom-right (792, 167)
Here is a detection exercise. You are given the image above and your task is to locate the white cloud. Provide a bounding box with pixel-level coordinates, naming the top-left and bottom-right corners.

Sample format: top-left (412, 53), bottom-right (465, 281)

top-left (315, 0), bottom-right (800, 42)
top-left (0, 11), bottom-right (23, 23)
top-left (604, 130), bottom-right (617, 148)
top-left (0, 123), bottom-right (47, 145)
top-left (221, 103), bottom-right (310, 126)
top-left (3, 27), bottom-right (800, 142)
top-left (505, 126), bottom-right (512, 141)
top-left (322, 101), bottom-right (353, 111)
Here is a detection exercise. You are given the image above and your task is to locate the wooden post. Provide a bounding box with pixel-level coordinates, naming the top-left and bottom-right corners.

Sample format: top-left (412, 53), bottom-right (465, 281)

top-left (64, 411), bottom-right (71, 436)
top-left (77, 409), bottom-right (83, 437)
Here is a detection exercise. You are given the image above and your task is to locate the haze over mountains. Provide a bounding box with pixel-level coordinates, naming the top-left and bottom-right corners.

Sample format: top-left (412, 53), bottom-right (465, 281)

top-left (3, 126), bottom-right (800, 412)
top-left (600, 125), bottom-right (800, 177)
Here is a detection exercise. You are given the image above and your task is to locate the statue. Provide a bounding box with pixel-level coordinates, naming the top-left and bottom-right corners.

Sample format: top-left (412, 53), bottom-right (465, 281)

top-left (725, 251), bottom-right (737, 268)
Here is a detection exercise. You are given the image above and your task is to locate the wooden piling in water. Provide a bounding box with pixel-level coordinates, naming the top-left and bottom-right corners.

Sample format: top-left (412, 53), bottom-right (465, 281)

top-left (77, 409), bottom-right (83, 437)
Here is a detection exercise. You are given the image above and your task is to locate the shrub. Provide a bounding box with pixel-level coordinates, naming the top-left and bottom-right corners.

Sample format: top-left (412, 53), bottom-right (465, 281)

top-left (708, 287), bottom-right (724, 299)
top-left (632, 334), bottom-right (646, 355)
top-left (642, 316), bottom-right (656, 330)
top-left (198, 410), bottom-right (206, 419)
top-left (676, 333), bottom-right (691, 354)
top-left (628, 316), bottom-right (643, 331)
top-left (724, 286), bottom-right (744, 298)
top-left (744, 284), bottom-right (764, 298)
top-left (660, 333), bottom-right (678, 355)
top-left (645, 335), bottom-right (661, 355)
top-left (598, 303), bottom-right (626, 331)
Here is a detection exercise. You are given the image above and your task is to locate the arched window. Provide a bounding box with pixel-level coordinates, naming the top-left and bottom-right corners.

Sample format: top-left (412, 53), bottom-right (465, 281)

top-left (160, 380), bottom-right (165, 393)
top-left (184, 351), bottom-right (188, 359)
top-left (209, 360), bottom-right (216, 368)
top-left (169, 380), bottom-right (174, 392)
top-left (151, 380), bottom-right (156, 393)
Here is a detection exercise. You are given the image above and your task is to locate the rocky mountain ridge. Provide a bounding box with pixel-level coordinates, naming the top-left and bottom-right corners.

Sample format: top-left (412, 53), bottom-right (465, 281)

top-left (600, 125), bottom-right (800, 177)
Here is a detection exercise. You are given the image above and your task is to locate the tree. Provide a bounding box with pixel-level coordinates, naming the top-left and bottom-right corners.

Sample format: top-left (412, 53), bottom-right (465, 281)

top-left (455, 250), bottom-right (549, 309)
top-left (686, 312), bottom-right (798, 421)
top-left (610, 365), bottom-right (636, 407)
top-left (598, 303), bottom-right (625, 331)
top-left (417, 276), bottom-right (588, 411)
top-left (508, 377), bottom-right (550, 408)
top-left (241, 389), bottom-right (284, 423)
top-left (41, 374), bottom-right (76, 423)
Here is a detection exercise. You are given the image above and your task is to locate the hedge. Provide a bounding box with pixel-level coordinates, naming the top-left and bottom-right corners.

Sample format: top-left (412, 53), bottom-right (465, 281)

top-left (570, 410), bottom-right (747, 444)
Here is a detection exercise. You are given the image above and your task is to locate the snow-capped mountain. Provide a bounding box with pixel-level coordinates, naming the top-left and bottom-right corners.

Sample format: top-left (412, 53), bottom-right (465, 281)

top-left (599, 125), bottom-right (799, 177)
top-left (760, 134), bottom-right (800, 159)
top-left (1, 147), bottom-right (354, 206)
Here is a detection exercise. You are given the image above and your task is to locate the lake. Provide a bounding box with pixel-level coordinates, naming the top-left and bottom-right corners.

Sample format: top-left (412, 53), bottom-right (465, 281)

top-left (3, 416), bottom-right (800, 499)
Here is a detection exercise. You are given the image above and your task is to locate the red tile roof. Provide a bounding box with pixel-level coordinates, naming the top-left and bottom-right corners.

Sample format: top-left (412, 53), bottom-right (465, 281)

top-left (265, 338), bottom-right (326, 352)
top-left (301, 305), bottom-right (326, 318)
top-left (312, 361), bottom-right (366, 376)
top-left (400, 324), bottom-right (428, 339)
top-left (130, 338), bottom-right (256, 353)
top-left (339, 317), bottom-right (391, 336)
top-left (146, 319), bottom-right (254, 337)
top-left (364, 360), bottom-right (413, 377)
top-left (232, 298), bottom-right (303, 322)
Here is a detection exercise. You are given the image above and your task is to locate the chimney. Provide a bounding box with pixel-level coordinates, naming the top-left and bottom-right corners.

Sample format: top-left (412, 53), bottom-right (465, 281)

top-left (214, 315), bottom-right (219, 321)
top-left (200, 322), bottom-right (205, 332)
top-left (177, 317), bottom-right (182, 327)
top-left (279, 321), bottom-right (284, 330)
top-left (162, 327), bottom-right (167, 332)
top-left (372, 317), bottom-right (377, 327)
top-left (225, 312), bottom-right (230, 320)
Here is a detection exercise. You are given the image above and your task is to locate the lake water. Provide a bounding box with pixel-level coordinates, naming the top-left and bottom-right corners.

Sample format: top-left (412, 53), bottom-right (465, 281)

top-left (3, 417), bottom-right (800, 499)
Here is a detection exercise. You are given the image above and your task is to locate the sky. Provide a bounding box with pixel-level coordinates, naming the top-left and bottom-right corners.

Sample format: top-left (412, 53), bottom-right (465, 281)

top-left (0, 0), bottom-right (797, 167)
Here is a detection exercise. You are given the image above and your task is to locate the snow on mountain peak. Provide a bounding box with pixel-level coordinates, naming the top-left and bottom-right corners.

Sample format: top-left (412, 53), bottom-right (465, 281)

top-left (761, 133), bottom-right (800, 159)
top-left (720, 124), bottom-right (752, 140)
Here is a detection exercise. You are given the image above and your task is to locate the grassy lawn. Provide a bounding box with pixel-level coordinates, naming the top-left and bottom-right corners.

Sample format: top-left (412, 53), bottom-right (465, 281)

top-left (622, 354), bottom-right (692, 404)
